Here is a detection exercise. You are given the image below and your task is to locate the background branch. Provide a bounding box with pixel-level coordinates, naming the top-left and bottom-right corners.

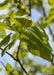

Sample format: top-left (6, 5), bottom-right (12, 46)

top-left (39, 0), bottom-right (54, 64)
top-left (48, 27), bottom-right (54, 41)
top-left (39, 0), bottom-right (54, 41)
top-left (29, 0), bottom-right (31, 16)
top-left (0, 61), bottom-right (5, 69)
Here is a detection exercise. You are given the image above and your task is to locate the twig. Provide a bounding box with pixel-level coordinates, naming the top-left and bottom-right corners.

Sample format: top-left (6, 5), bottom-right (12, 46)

top-left (16, 33), bottom-right (21, 59)
top-left (17, 59), bottom-right (28, 75)
top-left (0, 48), bottom-right (28, 75)
top-left (16, 35), bottom-right (21, 60)
top-left (39, 0), bottom-right (46, 17)
top-left (48, 26), bottom-right (54, 41)
top-left (0, 61), bottom-right (5, 69)
top-left (51, 53), bottom-right (54, 65)
top-left (29, 0), bottom-right (31, 16)
top-left (16, 41), bottom-right (21, 59)
top-left (16, 33), bottom-right (27, 74)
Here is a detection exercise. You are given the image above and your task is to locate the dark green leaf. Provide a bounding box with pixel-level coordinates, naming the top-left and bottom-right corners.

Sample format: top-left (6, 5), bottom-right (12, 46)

top-left (0, 33), bottom-right (11, 47)
top-left (15, 15), bottom-right (32, 28)
top-left (1, 39), bottom-right (15, 57)
top-left (21, 25), bottom-right (52, 61)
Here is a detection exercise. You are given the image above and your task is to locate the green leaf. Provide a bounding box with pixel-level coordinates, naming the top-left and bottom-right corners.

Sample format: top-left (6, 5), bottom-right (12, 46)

top-left (10, 15), bottom-right (32, 32)
top-left (0, 0), bottom-right (8, 7)
top-left (1, 39), bottom-right (15, 56)
top-left (11, 33), bottom-right (18, 42)
top-left (0, 33), bottom-right (11, 47)
top-left (0, 68), bottom-right (2, 72)
top-left (12, 71), bottom-right (19, 75)
top-left (0, 22), bottom-right (12, 30)
top-left (0, 3), bottom-right (8, 10)
top-left (15, 15), bottom-right (32, 28)
top-left (0, 0), bottom-right (8, 10)
top-left (21, 25), bottom-right (52, 61)
top-left (48, 7), bottom-right (54, 22)
top-left (0, 27), bottom-right (6, 35)
top-left (17, 8), bottom-right (28, 16)
top-left (0, 30), bottom-right (6, 39)
top-left (33, 0), bottom-right (41, 7)
top-left (5, 63), bottom-right (13, 73)
top-left (48, 0), bottom-right (54, 6)
top-left (39, 18), bottom-right (50, 28)
top-left (8, 0), bottom-right (14, 4)
top-left (0, 22), bottom-right (7, 38)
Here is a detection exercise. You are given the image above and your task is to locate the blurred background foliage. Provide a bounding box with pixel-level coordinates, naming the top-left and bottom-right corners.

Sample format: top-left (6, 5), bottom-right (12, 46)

top-left (0, 0), bottom-right (54, 75)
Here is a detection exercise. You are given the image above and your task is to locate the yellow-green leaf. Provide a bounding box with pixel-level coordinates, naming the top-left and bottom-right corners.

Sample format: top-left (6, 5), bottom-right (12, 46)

top-left (12, 71), bottom-right (19, 75)
top-left (0, 68), bottom-right (2, 72)
top-left (0, 22), bottom-right (12, 30)
top-left (5, 63), bottom-right (13, 73)
top-left (48, 0), bottom-right (54, 6)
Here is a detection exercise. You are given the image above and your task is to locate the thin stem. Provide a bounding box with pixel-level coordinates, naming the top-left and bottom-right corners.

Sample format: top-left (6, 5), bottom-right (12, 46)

top-left (16, 32), bottom-right (28, 74)
top-left (48, 26), bottom-right (54, 41)
top-left (16, 39), bottom-right (21, 58)
top-left (29, 0), bottom-right (31, 16)
top-left (0, 61), bottom-right (5, 69)
top-left (39, 0), bottom-right (46, 17)
top-left (16, 40), bottom-right (21, 60)
top-left (16, 33), bottom-right (21, 60)
top-left (0, 48), bottom-right (28, 75)
top-left (51, 53), bottom-right (54, 65)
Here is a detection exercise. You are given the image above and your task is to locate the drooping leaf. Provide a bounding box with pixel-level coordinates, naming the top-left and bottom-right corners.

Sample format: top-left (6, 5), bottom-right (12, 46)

top-left (1, 39), bottom-right (15, 56)
top-left (0, 33), bottom-right (11, 47)
top-left (21, 25), bottom-right (52, 61)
